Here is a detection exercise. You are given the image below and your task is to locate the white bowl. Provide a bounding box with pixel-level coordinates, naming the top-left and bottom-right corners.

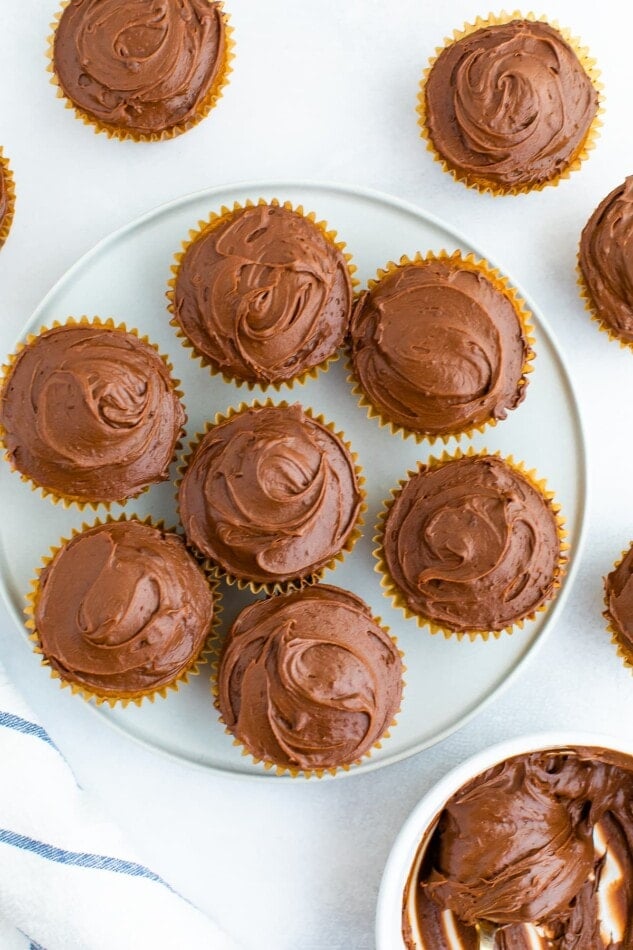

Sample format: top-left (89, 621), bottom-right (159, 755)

top-left (375, 731), bottom-right (633, 949)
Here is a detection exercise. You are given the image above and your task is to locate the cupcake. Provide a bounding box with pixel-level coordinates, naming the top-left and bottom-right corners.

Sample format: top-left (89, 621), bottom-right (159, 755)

top-left (49, 0), bottom-right (233, 142)
top-left (26, 518), bottom-right (216, 706)
top-left (579, 177), bottom-right (633, 347)
top-left (0, 148), bottom-right (15, 250)
top-left (215, 584), bottom-right (403, 776)
top-left (178, 402), bottom-right (364, 592)
top-left (604, 543), bottom-right (633, 671)
top-left (0, 320), bottom-right (185, 507)
top-left (168, 200), bottom-right (354, 388)
top-left (376, 452), bottom-right (565, 638)
top-left (348, 251), bottom-right (534, 442)
top-left (419, 15), bottom-right (601, 195)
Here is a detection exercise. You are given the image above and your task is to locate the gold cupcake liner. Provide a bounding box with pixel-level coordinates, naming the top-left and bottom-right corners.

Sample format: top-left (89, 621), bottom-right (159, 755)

top-left (576, 261), bottom-right (633, 352)
top-left (176, 398), bottom-right (367, 596)
top-left (374, 445), bottom-right (569, 641)
top-left (0, 315), bottom-right (186, 510)
top-left (166, 197), bottom-right (358, 390)
top-left (24, 513), bottom-right (221, 708)
top-left (208, 600), bottom-right (405, 779)
top-left (603, 544), bottom-right (633, 674)
top-left (0, 148), bottom-right (16, 250)
top-left (417, 11), bottom-right (604, 196)
top-left (47, 1), bottom-right (235, 143)
top-left (346, 249), bottom-right (536, 445)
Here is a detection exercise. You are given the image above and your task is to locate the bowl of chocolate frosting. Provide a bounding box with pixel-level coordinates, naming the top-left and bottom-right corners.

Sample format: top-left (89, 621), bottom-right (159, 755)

top-left (376, 733), bottom-right (633, 949)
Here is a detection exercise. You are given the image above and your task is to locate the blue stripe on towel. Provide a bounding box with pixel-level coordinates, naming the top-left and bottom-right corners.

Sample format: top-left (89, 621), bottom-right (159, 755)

top-left (0, 712), bottom-right (59, 751)
top-left (0, 829), bottom-right (177, 893)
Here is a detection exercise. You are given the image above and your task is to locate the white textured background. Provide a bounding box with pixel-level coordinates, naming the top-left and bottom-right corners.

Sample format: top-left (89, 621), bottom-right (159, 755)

top-left (1, 2), bottom-right (633, 947)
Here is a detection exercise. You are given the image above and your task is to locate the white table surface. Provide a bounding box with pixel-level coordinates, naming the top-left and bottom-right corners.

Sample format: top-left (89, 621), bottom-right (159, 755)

top-left (1, 2), bottom-right (633, 948)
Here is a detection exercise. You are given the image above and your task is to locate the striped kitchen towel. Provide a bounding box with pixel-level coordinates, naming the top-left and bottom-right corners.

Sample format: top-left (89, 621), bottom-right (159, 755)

top-left (0, 660), bottom-right (239, 950)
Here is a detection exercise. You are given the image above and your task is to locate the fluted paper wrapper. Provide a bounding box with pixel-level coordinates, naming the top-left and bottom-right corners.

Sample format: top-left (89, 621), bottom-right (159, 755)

top-left (0, 148), bottom-right (16, 250)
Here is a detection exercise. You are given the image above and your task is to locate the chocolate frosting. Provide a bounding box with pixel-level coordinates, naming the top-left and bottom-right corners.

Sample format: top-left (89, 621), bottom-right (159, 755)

top-left (173, 204), bottom-right (352, 385)
top-left (217, 584), bottom-right (403, 770)
top-left (0, 161), bottom-right (7, 228)
top-left (383, 456), bottom-right (560, 632)
top-left (35, 520), bottom-right (214, 695)
top-left (579, 178), bottom-right (633, 343)
top-left (178, 404), bottom-right (362, 585)
top-left (350, 259), bottom-right (530, 437)
top-left (604, 544), bottom-right (633, 654)
top-left (424, 19), bottom-right (598, 190)
top-left (404, 748), bottom-right (633, 948)
top-left (53, 0), bottom-right (226, 135)
top-left (0, 325), bottom-right (185, 503)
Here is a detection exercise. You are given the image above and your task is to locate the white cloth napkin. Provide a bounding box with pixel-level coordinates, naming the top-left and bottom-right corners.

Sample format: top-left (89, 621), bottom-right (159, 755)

top-left (0, 661), bottom-right (239, 950)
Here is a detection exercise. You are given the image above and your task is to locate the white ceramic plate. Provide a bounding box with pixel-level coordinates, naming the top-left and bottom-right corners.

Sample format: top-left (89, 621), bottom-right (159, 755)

top-left (0, 181), bottom-right (587, 780)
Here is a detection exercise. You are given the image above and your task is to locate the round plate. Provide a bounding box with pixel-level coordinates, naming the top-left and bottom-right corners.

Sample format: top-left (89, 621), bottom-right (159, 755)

top-left (0, 181), bottom-right (587, 780)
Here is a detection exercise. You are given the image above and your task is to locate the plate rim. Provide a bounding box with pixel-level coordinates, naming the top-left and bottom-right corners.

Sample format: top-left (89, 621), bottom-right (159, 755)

top-left (0, 178), bottom-right (590, 782)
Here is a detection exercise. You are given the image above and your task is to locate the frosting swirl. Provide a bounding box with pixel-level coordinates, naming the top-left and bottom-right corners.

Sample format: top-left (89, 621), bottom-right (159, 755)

top-left (424, 19), bottom-right (598, 190)
top-left (383, 456), bottom-right (561, 632)
top-left (173, 204), bottom-right (352, 385)
top-left (604, 543), bottom-right (633, 655)
top-left (405, 748), bottom-right (633, 949)
top-left (0, 161), bottom-right (6, 227)
top-left (53, 0), bottom-right (226, 135)
top-left (350, 259), bottom-right (530, 437)
top-left (579, 178), bottom-right (633, 343)
top-left (179, 404), bottom-right (362, 585)
top-left (217, 584), bottom-right (403, 770)
top-left (34, 520), bottom-right (215, 696)
top-left (0, 325), bottom-right (185, 502)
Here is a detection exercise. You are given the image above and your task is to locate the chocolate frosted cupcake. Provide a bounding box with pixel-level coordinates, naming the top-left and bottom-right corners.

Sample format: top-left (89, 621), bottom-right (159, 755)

top-left (376, 452), bottom-right (565, 638)
top-left (348, 252), bottom-right (534, 442)
top-left (178, 402), bottom-right (364, 592)
top-left (0, 320), bottom-right (185, 507)
top-left (0, 148), bottom-right (15, 250)
top-left (215, 584), bottom-right (403, 776)
top-left (604, 544), bottom-right (633, 672)
top-left (579, 177), bottom-right (633, 347)
top-left (419, 15), bottom-right (601, 195)
top-left (26, 518), bottom-right (216, 705)
top-left (49, 0), bottom-right (233, 141)
top-left (168, 200), bottom-right (354, 388)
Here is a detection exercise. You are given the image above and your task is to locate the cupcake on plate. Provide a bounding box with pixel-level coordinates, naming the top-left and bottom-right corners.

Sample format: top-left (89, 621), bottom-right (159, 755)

top-left (376, 450), bottom-right (566, 639)
top-left (178, 401), bottom-right (365, 593)
top-left (0, 147), bottom-right (15, 250)
top-left (579, 177), bottom-right (633, 347)
top-left (348, 251), bottom-right (534, 443)
top-left (26, 517), bottom-right (217, 706)
top-left (604, 543), bottom-right (633, 673)
top-left (168, 199), bottom-right (355, 388)
top-left (418, 14), bottom-right (601, 195)
top-left (0, 319), bottom-right (185, 507)
top-left (49, 0), bottom-right (234, 141)
top-left (215, 584), bottom-right (404, 777)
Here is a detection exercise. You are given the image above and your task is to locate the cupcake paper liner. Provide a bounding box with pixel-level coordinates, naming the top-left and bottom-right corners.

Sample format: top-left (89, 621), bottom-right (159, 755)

top-left (208, 601), bottom-right (405, 779)
top-left (0, 148), bottom-right (16, 250)
top-left (603, 545), bottom-right (633, 674)
top-left (176, 398), bottom-right (367, 596)
top-left (417, 11), bottom-right (604, 196)
top-left (374, 446), bottom-right (569, 641)
top-left (24, 514), bottom-right (221, 708)
top-left (0, 316), bottom-right (186, 510)
top-left (166, 197), bottom-right (358, 390)
top-left (47, 0), bottom-right (235, 143)
top-left (346, 249), bottom-right (536, 445)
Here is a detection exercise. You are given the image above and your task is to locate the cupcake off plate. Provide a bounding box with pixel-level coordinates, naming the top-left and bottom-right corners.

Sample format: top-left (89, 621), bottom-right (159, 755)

top-left (0, 181), bottom-right (587, 780)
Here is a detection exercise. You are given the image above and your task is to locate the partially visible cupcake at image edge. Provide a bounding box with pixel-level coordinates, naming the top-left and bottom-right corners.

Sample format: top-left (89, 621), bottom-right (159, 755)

top-left (25, 517), bottom-right (218, 707)
top-left (0, 147), bottom-right (16, 249)
top-left (418, 13), bottom-right (602, 195)
top-left (579, 177), bottom-right (633, 348)
top-left (214, 583), bottom-right (404, 777)
top-left (375, 450), bottom-right (567, 639)
top-left (347, 250), bottom-right (534, 443)
top-left (177, 401), bottom-right (365, 593)
top-left (604, 543), bottom-right (633, 673)
top-left (168, 199), bottom-right (356, 389)
top-left (48, 0), bottom-right (234, 141)
top-left (0, 319), bottom-right (185, 508)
